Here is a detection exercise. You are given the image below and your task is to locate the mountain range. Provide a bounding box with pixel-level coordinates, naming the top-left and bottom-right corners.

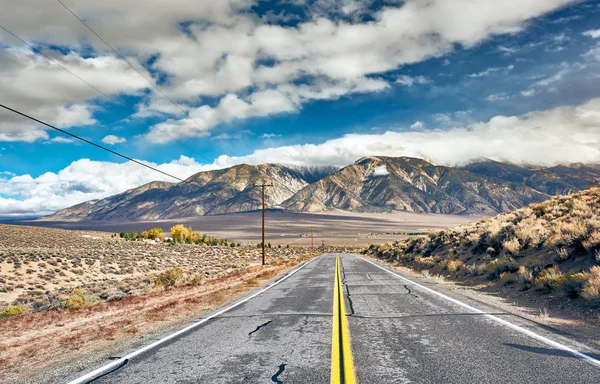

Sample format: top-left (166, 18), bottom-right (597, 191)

top-left (46, 157), bottom-right (600, 221)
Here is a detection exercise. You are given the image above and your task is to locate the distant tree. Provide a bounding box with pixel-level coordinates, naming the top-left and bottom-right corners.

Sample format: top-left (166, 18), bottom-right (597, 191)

top-left (278, 244), bottom-right (281, 248)
top-left (191, 231), bottom-right (202, 244)
top-left (257, 243), bottom-right (262, 248)
top-left (267, 242), bottom-right (272, 248)
top-left (147, 227), bottom-right (164, 241)
top-left (119, 232), bottom-right (126, 238)
top-left (230, 242), bottom-right (235, 247)
top-left (170, 224), bottom-right (190, 243)
top-left (140, 231), bottom-right (149, 240)
top-left (237, 243), bottom-right (241, 247)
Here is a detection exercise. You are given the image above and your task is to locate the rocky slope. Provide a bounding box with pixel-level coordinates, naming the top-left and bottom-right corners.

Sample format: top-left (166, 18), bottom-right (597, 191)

top-left (363, 186), bottom-right (600, 313)
top-left (282, 156), bottom-right (563, 215)
top-left (46, 157), bottom-right (600, 221)
top-left (48, 164), bottom-right (337, 221)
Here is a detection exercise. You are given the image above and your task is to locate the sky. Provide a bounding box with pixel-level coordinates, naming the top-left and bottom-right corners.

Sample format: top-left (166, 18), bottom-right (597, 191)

top-left (1, 0), bottom-right (600, 218)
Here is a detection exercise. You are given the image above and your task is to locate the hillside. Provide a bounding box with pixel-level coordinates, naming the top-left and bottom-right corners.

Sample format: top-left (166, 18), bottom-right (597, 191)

top-left (364, 186), bottom-right (600, 314)
top-left (45, 157), bottom-right (600, 221)
top-left (284, 156), bottom-right (557, 214)
top-left (48, 164), bottom-right (337, 221)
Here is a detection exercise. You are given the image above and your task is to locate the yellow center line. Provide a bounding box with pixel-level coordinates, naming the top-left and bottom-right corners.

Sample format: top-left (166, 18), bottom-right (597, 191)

top-left (331, 255), bottom-right (357, 384)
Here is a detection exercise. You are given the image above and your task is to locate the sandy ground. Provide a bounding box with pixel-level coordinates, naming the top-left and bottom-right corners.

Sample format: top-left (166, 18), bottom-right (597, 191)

top-left (23, 210), bottom-right (478, 247)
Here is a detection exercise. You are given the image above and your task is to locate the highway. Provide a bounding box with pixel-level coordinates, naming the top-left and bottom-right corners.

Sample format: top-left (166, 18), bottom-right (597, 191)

top-left (66, 254), bottom-right (600, 383)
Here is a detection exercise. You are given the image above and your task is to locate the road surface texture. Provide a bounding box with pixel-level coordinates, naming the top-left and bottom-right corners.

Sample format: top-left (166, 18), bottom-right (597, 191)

top-left (65, 254), bottom-right (600, 383)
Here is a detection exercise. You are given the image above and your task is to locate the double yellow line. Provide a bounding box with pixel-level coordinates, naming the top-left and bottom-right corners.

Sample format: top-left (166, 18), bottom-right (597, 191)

top-left (331, 255), bottom-right (357, 384)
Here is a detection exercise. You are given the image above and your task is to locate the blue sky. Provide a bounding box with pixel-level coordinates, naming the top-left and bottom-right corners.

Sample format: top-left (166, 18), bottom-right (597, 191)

top-left (1, 0), bottom-right (600, 217)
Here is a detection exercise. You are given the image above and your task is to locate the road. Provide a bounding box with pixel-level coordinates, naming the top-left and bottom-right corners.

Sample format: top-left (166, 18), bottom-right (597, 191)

top-left (66, 253), bottom-right (600, 383)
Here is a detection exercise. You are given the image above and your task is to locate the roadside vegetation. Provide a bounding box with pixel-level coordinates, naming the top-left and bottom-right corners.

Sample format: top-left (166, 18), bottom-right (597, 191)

top-left (114, 225), bottom-right (234, 246)
top-left (0, 224), bottom-right (362, 383)
top-left (364, 186), bottom-right (600, 315)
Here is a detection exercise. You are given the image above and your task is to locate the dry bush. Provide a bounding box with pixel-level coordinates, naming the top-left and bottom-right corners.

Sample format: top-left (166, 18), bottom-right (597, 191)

top-left (155, 267), bottom-right (184, 289)
top-left (0, 305), bottom-right (28, 317)
top-left (446, 259), bottom-right (463, 273)
top-left (533, 266), bottom-right (564, 292)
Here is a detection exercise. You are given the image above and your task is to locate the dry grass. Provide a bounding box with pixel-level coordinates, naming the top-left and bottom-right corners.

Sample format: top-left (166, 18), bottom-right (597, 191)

top-left (0, 244), bottom-right (319, 383)
top-left (364, 186), bottom-right (600, 314)
top-left (0, 224), bottom-right (356, 310)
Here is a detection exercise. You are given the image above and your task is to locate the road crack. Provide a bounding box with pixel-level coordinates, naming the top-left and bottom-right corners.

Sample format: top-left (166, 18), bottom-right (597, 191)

top-left (404, 284), bottom-right (418, 298)
top-left (271, 363), bottom-right (286, 383)
top-left (248, 320), bottom-right (272, 336)
top-left (339, 258), bottom-right (356, 316)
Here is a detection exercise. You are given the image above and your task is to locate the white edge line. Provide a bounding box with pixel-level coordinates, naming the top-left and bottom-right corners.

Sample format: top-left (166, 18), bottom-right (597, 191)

top-left (357, 255), bottom-right (600, 367)
top-left (66, 256), bottom-right (320, 384)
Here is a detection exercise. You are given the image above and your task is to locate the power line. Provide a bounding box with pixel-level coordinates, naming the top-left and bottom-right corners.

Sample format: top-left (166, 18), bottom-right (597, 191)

top-left (0, 102), bottom-right (191, 185)
top-left (55, 0), bottom-right (240, 159)
top-left (53, 1), bottom-right (311, 233)
top-left (0, 23), bottom-right (216, 165)
top-left (54, 1), bottom-right (306, 202)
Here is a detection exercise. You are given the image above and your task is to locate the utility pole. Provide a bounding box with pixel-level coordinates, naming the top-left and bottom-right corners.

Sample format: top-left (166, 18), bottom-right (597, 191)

top-left (310, 226), bottom-right (314, 253)
top-left (254, 182), bottom-right (273, 265)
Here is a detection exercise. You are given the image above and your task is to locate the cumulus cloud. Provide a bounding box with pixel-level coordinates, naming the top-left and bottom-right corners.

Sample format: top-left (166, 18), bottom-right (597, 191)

top-left (396, 75), bottom-right (430, 86)
top-left (410, 121), bottom-right (424, 129)
top-left (486, 93), bottom-right (509, 102)
top-left (4, 97), bottom-right (600, 218)
top-left (583, 29), bottom-right (600, 39)
top-left (0, 156), bottom-right (211, 218)
top-left (101, 135), bottom-right (127, 145)
top-left (0, 47), bottom-right (149, 141)
top-left (0, 0), bottom-right (578, 142)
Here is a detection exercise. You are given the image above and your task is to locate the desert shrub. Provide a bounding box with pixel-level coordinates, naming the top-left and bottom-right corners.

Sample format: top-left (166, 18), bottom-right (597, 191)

top-left (191, 231), bottom-right (202, 243)
top-left (0, 305), bottom-right (28, 317)
top-left (170, 225), bottom-right (191, 244)
top-left (516, 266), bottom-right (533, 289)
top-left (64, 296), bottom-right (85, 309)
top-left (533, 266), bottom-right (564, 292)
top-left (499, 272), bottom-right (517, 286)
top-left (446, 260), bottom-right (463, 273)
top-left (155, 267), bottom-right (184, 288)
top-left (581, 266), bottom-right (600, 301)
top-left (267, 243), bottom-right (272, 248)
top-left (560, 273), bottom-right (587, 299)
top-left (486, 257), bottom-right (519, 280)
top-left (147, 227), bottom-right (165, 241)
top-left (502, 238), bottom-right (521, 256)
top-left (245, 277), bottom-right (259, 286)
top-left (554, 247), bottom-right (570, 262)
top-left (582, 231), bottom-right (600, 253)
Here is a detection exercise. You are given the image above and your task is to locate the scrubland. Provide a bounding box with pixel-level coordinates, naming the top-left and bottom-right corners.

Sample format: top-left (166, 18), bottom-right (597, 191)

top-left (0, 224), bottom-right (356, 383)
top-left (364, 186), bottom-right (600, 320)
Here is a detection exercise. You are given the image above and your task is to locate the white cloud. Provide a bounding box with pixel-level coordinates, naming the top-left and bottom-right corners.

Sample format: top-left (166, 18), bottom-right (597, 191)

top-left (497, 45), bottom-right (518, 55)
top-left (262, 133), bottom-right (282, 138)
top-left (396, 75), bottom-right (430, 86)
top-left (467, 64), bottom-right (514, 78)
top-left (486, 93), bottom-right (509, 101)
top-left (0, 0), bottom-right (577, 142)
top-left (0, 47), bottom-right (149, 141)
top-left (521, 89), bottom-right (536, 97)
top-left (101, 135), bottom-right (127, 145)
top-left (410, 121), bottom-right (424, 129)
top-left (44, 137), bottom-right (75, 144)
top-left (4, 97), bottom-right (600, 218)
top-left (583, 29), bottom-right (600, 39)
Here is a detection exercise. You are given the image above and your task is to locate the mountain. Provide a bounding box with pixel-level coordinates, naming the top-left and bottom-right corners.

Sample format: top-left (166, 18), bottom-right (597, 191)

top-left (462, 159), bottom-right (600, 196)
top-left (282, 156), bottom-right (551, 215)
top-left (47, 164), bottom-right (338, 221)
top-left (45, 157), bottom-right (600, 221)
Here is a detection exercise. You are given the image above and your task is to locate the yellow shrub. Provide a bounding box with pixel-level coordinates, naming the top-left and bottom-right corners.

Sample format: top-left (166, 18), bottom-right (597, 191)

top-left (64, 296), bottom-right (85, 309)
top-left (0, 305), bottom-right (28, 317)
top-left (447, 260), bottom-right (463, 273)
top-left (148, 227), bottom-right (164, 241)
top-left (170, 225), bottom-right (191, 243)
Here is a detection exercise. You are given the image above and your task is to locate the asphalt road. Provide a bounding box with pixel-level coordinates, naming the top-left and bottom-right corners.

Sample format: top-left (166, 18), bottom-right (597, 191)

top-left (66, 253), bottom-right (600, 383)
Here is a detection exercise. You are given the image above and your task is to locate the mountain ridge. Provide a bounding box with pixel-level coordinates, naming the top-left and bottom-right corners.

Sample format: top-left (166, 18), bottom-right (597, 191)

top-left (46, 157), bottom-right (600, 221)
